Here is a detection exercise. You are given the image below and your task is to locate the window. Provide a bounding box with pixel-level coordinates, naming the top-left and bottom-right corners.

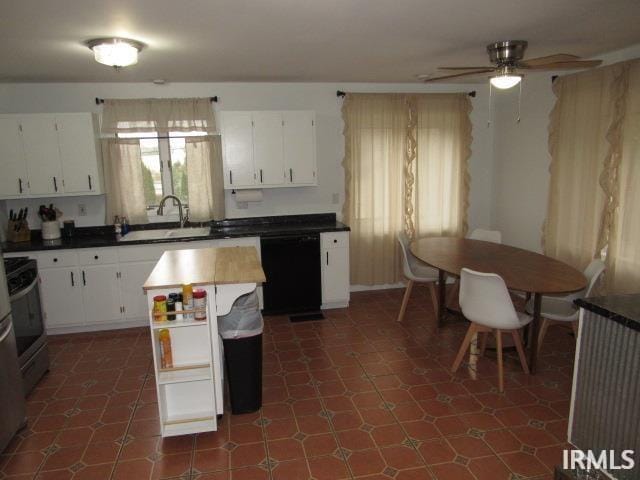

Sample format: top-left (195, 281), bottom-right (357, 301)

top-left (117, 131), bottom-right (205, 219)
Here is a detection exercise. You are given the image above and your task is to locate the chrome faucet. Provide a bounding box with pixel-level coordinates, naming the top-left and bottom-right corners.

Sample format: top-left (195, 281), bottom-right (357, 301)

top-left (157, 195), bottom-right (188, 228)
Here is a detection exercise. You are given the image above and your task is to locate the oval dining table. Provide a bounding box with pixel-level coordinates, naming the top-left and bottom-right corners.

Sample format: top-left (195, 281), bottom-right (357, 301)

top-left (410, 237), bottom-right (586, 374)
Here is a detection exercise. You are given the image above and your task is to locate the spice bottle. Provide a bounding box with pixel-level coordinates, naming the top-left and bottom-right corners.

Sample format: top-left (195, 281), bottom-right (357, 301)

top-left (175, 294), bottom-right (184, 321)
top-left (153, 295), bottom-right (167, 322)
top-left (182, 284), bottom-right (194, 320)
top-left (193, 289), bottom-right (207, 321)
top-left (158, 329), bottom-right (173, 369)
top-left (167, 296), bottom-right (176, 321)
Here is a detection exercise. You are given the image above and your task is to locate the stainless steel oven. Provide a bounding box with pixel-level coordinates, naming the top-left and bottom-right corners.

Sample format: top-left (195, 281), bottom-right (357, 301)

top-left (5, 257), bottom-right (49, 395)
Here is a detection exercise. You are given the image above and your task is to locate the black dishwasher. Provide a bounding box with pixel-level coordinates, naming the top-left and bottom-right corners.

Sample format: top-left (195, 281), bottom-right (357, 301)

top-left (260, 234), bottom-right (321, 315)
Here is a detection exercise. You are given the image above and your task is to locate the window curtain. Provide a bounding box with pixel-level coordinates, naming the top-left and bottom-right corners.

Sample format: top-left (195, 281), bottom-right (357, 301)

top-left (544, 58), bottom-right (640, 293)
top-left (342, 94), bottom-right (408, 285)
top-left (185, 136), bottom-right (225, 221)
top-left (101, 138), bottom-right (148, 224)
top-left (342, 93), bottom-right (472, 285)
top-left (407, 94), bottom-right (471, 239)
top-left (101, 98), bottom-right (216, 135)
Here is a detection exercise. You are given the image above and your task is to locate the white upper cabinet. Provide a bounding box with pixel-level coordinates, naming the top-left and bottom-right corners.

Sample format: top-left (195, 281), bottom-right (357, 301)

top-left (221, 112), bottom-right (255, 188)
top-left (283, 111), bottom-right (316, 186)
top-left (20, 115), bottom-right (63, 195)
top-left (0, 118), bottom-right (28, 196)
top-left (0, 113), bottom-right (103, 199)
top-left (56, 113), bottom-right (102, 194)
top-left (253, 112), bottom-right (284, 186)
top-left (220, 110), bottom-right (317, 189)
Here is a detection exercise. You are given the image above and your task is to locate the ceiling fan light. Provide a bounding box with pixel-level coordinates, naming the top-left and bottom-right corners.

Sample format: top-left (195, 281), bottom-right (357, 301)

top-left (490, 73), bottom-right (522, 89)
top-left (87, 38), bottom-right (143, 67)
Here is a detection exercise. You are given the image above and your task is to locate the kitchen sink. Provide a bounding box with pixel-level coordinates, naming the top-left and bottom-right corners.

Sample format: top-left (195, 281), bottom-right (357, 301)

top-left (118, 227), bottom-right (210, 242)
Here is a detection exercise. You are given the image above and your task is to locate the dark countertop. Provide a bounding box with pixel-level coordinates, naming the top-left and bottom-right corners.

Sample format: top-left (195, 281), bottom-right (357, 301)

top-left (575, 294), bottom-right (640, 332)
top-left (2, 213), bottom-right (350, 253)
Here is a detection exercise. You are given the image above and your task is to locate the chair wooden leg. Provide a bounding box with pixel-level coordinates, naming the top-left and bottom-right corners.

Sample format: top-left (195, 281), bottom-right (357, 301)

top-left (451, 323), bottom-right (477, 373)
top-left (397, 280), bottom-right (414, 323)
top-left (496, 329), bottom-right (504, 393)
top-left (479, 332), bottom-right (488, 357)
top-left (427, 282), bottom-right (438, 319)
top-left (537, 318), bottom-right (550, 353)
top-left (571, 320), bottom-right (579, 337)
top-left (511, 330), bottom-right (530, 374)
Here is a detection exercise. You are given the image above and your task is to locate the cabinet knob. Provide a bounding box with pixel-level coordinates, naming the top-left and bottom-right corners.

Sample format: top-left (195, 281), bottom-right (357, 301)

top-left (94, 255), bottom-right (99, 260)
top-left (333, 239), bottom-right (337, 243)
top-left (53, 258), bottom-right (58, 262)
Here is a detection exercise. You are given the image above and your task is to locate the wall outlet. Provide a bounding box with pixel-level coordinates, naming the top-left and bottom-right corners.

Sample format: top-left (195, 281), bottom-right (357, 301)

top-left (332, 193), bottom-right (340, 205)
top-left (78, 204), bottom-right (87, 216)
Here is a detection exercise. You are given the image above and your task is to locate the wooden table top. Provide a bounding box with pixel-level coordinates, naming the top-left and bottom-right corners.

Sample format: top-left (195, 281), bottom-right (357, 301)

top-left (143, 246), bottom-right (266, 291)
top-left (411, 237), bottom-right (586, 294)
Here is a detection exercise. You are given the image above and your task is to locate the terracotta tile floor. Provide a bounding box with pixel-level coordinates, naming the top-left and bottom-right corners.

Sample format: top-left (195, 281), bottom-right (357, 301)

top-left (0, 288), bottom-right (576, 480)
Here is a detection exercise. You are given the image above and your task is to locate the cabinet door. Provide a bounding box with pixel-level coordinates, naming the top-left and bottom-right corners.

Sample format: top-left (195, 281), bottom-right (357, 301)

top-left (221, 112), bottom-right (255, 188)
top-left (322, 247), bottom-right (350, 305)
top-left (20, 115), bottom-right (63, 195)
top-left (253, 112), bottom-right (284, 186)
top-left (39, 268), bottom-right (85, 327)
top-left (56, 114), bottom-right (101, 194)
top-left (81, 265), bottom-right (123, 324)
top-left (0, 117), bottom-right (28, 197)
top-left (283, 111), bottom-right (316, 185)
top-left (120, 261), bottom-right (157, 320)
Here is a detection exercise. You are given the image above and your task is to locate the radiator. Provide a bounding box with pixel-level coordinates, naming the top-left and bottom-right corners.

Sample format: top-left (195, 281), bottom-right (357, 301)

top-left (569, 308), bottom-right (640, 480)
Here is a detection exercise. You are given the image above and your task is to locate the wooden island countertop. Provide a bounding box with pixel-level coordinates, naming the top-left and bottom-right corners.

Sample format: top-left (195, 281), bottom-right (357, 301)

top-left (143, 246), bottom-right (266, 291)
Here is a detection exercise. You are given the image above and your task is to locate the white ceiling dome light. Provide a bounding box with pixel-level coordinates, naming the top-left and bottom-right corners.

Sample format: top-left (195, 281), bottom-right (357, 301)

top-left (489, 65), bottom-right (522, 89)
top-left (86, 38), bottom-right (145, 68)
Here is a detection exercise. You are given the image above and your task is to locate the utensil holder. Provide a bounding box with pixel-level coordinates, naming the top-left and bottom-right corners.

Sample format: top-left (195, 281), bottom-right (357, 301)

top-left (7, 220), bottom-right (31, 243)
top-left (41, 221), bottom-right (61, 240)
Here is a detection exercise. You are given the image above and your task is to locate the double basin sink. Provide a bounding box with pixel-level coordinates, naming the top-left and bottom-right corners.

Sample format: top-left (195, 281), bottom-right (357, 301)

top-left (118, 227), bottom-right (211, 242)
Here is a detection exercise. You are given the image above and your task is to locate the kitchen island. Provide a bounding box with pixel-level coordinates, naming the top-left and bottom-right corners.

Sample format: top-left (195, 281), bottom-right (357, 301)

top-left (143, 246), bottom-right (265, 437)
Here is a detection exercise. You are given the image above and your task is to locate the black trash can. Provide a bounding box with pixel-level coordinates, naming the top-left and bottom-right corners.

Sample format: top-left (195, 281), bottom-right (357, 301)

top-left (219, 291), bottom-right (263, 414)
top-left (223, 334), bottom-right (263, 414)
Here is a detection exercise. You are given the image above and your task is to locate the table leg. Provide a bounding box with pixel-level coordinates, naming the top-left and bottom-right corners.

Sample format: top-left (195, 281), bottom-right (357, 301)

top-left (438, 269), bottom-right (446, 328)
top-left (528, 293), bottom-right (542, 374)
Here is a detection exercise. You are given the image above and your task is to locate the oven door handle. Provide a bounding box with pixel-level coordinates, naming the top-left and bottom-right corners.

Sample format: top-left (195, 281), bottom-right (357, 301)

top-left (9, 276), bottom-right (39, 303)
top-left (0, 321), bottom-right (13, 343)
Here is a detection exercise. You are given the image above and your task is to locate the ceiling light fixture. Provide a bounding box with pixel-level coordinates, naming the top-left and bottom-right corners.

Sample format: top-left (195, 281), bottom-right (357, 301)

top-left (489, 65), bottom-right (522, 89)
top-left (86, 38), bottom-right (144, 68)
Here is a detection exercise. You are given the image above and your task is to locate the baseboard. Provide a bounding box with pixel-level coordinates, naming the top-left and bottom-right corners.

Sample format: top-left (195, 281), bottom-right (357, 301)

top-left (350, 283), bottom-right (405, 292)
top-left (46, 317), bottom-right (147, 335)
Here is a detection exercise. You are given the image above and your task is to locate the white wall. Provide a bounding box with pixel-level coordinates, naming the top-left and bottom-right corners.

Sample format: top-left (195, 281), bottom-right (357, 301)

top-left (491, 43), bottom-right (640, 252)
top-left (0, 82), bottom-right (494, 232)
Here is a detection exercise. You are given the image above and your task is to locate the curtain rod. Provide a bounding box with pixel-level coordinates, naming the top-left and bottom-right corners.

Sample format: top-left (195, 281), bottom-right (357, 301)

top-left (95, 96), bottom-right (219, 105)
top-left (336, 90), bottom-right (476, 98)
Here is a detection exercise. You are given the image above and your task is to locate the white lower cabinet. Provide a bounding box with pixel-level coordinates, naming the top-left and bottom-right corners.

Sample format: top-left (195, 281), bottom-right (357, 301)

top-left (81, 264), bottom-right (122, 324)
top-left (320, 232), bottom-right (350, 309)
top-left (120, 261), bottom-right (158, 320)
top-left (39, 267), bottom-right (85, 327)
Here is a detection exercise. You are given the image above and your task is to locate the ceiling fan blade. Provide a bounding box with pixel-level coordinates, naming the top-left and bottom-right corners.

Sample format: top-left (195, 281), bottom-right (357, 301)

top-left (419, 69), bottom-right (495, 82)
top-left (524, 60), bottom-right (603, 70)
top-left (437, 66), bottom-right (494, 71)
top-left (520, 53), bottom-right (581, 66)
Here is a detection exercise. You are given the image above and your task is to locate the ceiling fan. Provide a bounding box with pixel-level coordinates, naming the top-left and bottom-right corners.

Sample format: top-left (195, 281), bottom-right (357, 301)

top-left (418, 40), bottom-right (602, 89)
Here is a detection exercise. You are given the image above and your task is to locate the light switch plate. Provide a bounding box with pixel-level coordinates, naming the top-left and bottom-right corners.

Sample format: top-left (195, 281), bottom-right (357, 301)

top-left (78, 204), bottom-right (87, 216)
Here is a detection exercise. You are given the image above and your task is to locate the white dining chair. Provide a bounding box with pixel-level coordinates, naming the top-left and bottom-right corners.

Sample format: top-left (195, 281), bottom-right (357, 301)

top-left (397, 232), bottom-right (440, 322)
top-left (468, 228), bottom-right (503, 244)
top-left (452, 268), bottom-right (532, 392)
top-left (526, 258), bottom-right (605, 352)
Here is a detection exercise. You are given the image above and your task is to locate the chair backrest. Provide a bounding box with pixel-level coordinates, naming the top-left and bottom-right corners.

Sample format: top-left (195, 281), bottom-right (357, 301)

top-left (459, 268), bottom-right (521, 330)
top-left (468, 228), bottom-right (502, 244)
top-left (397, 232), bottom-right (414, 278)
top-left (565, 258), bottom-right (606, 301)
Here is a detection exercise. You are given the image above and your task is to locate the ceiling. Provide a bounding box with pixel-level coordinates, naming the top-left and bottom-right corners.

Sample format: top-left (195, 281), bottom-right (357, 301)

top-left (2, 0), bottom-right (640, 83)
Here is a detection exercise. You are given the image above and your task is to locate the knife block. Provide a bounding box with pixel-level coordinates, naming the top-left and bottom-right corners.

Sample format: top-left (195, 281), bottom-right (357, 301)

top-left (7, 220), bottom-right (31, 243)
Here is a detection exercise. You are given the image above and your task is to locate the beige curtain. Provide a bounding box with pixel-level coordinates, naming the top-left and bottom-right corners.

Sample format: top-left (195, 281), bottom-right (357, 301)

top-left (101, 138), bottom-right (148, 224)
top-left (604, 60), bottom-right (640, 293)
top-left (342, 94), bottom-right (408, 285)
top-left (185, 136), bottom-right (225, 221)
top-left (342, 93), bottom-right (472, 285)
top-left (101, 98), bottom-right (216, 135)
top-left (544, 66), bottom-right (621, 270)
top-left (408, 94), bottom-right (471, 239)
